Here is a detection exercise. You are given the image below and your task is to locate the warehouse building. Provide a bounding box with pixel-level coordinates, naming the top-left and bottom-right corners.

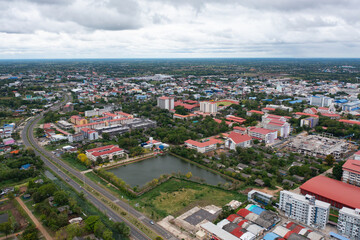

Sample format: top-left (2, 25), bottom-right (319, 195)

top-left (300, 176), bottom-right (360, 210)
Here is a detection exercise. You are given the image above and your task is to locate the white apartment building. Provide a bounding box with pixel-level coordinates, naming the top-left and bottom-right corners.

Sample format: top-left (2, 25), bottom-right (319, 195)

top-left (338, 207), bottom-right (360, 240)
top-left (200, 101), bottom-right (218, 113)
top-left (157, 96), bottom-right (174, 110)
top-left (310, 96), bottom-right (334, 107)
top-left (342, 160), bottom-right (360, 187)
top-left (279, 191), bottom-right (330, 229)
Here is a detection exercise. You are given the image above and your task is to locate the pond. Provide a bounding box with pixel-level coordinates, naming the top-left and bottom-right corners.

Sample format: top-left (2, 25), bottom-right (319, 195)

top-left (107, 154), bottom-right (229, 187)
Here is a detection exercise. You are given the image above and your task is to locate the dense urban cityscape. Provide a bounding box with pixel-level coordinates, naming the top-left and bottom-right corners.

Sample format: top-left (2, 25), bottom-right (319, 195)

top-left (0, 59), bottom-right (359, 240)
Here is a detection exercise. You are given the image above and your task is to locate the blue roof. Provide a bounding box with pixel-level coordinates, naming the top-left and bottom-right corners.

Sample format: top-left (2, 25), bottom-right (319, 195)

top-left (281, 98), bottom-right (292, 101)
top-left (263, 232), bottom-right (281, 240)
top-left (248, 205), bottom-right (265, 215)
top-left (289, 100), bottom-right (303, 104)
top-left (262, 99), bottom-right (273, 102)
top-left (329, 232), bottom-right (350, 240)
top-left (335, 99), bottom-right (348, 103)
top-left (20, 164), bottom-right (31, 170)
top-left (351, 107), bottom-right (360, 111)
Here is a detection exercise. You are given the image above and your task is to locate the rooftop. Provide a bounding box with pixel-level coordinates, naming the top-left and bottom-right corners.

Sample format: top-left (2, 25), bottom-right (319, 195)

top-left (300, 175), bottom-right (360, 209)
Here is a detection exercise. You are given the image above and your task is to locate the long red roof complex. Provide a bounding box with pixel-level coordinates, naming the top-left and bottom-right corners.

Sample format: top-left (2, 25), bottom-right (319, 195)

top-left (248, 110), bottom-right (264, 115)
top-left (185, 139), bottom-right (222, 148)
top-left (339, 119), bottom-right (360, 125)
top-left (295, 112), bottom-right (319, 118)
top-left (300, 175), bottom-right (360, 209)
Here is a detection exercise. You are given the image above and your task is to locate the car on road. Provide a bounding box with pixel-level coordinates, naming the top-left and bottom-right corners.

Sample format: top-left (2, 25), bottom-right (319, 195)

top-left (150, 220), bottom-right (154, 225)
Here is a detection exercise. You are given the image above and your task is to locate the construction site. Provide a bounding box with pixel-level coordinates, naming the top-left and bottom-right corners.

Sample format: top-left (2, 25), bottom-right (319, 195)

top-left (284, 133), bottom-right (355, 160)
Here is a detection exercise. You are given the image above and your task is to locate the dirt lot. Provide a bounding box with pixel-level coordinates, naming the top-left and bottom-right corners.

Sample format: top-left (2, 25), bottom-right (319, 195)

top-left (0, 201), bottom-right (28, 229)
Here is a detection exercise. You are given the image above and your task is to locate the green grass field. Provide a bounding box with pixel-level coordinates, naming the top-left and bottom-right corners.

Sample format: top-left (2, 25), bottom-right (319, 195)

top-left (130, 178), bottom-right (246, 220)
top-left (216, 101), bottom-right (233, 106)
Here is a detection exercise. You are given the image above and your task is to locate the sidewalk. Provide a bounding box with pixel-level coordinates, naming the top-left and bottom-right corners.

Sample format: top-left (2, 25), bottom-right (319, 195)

top-left (0, 231), bottom-right (23, 240)
top-left (15, 197), bottom-right (52, 240)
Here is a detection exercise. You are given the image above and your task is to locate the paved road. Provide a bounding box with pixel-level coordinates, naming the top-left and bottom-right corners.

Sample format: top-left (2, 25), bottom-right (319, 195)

top-left (22, 93), bottom-right (177, 240)
top-left (16, 197), bottom-right (52, 240)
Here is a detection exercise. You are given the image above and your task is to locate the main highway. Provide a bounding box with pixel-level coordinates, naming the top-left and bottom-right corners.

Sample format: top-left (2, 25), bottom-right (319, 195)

top-left (21, 93), bottom-right (177, 240)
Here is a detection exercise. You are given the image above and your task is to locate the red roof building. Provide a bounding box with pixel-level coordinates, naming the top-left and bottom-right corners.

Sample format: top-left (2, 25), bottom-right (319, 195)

top-left (300, 175), bottom-right (360, 209)
top-left (339, 119), bottom-right (360, 126)
top-left (342, 159), bottom-right (360, 187)
top-left (184, 139), bottom-right (222, 153)
top-left (226, 131), bottom-right (252, 149)
top-left (85, 145), bottom-right (124, 161)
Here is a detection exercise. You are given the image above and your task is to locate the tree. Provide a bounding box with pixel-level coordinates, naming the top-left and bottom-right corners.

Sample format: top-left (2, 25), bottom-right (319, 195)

top-left (54, 191), bottom-right (69, 206)
top-left (325, 154), bottom-right (335, 166)
top-left (102, 132), bottom-right (110, 141)
top-left (85, 216), bottom-right (100, 231)
top-left (102, 229), bottom-right (114, 240)
top-left (113, 222), bottom-right (130, 237)
top-left (333, 161), bottom-right (345, 180)
top-left (0, 222), bottom-right (12, 238)
top-left (77, 153), bottom-right (88, 163)
top-left (94, 221), bottom-right (105, 237)
top-left (21, 223), bottom-right (38, 240)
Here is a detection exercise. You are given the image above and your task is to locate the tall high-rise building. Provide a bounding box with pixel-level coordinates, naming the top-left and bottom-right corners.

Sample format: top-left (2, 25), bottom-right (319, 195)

top-left (157, 96), bottom-right (174, 110)
top-left (309, 95), bottom-right (333, 107)
top-left (338, 207), bottom-right (360, 240)
top-left (279, 191), bottom-right (330, 229)
top-left (200, 101), bottom-right (218, 113)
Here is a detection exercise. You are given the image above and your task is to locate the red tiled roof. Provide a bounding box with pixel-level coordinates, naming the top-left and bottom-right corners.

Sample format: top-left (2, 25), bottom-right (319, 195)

top-left (228, 132), bottom-right (252, 144)
top-left (300, 175), bottom-right (360, 209)
top-left (339, 119), bottom-right (360, 125)
top-left (248, 110), bottom-right (264, 115)
top-left (226, 214), bottom-right (240, 222)
top-left (263, 107), bottom-right (276, 111)
top-left (184, 139), bottom-right (222, 148)
top-left (343, 159), bottom-right (360, 174)
top-left (249, 127), bottom-right (277, 135)
top-left (295, 112), bottom-right (319, 118)
top-left (237, 219), bottom-right (248, 227)
top-left (86, 145), bottom-right (115, 153)
top-left (233, 126), bottom-right (247, 131)
top-left (91, 147), bottom-right (123, 157)
top-left (231, 227), bottom-right (245, 238)
top-left (237, 208), bottom-right (251, 218)
top-left (321, 113), bottom-right (340, 118)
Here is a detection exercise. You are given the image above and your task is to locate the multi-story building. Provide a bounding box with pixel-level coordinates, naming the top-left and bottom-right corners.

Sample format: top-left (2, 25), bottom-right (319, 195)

top-left (279, 191), bottom-right (330, 229)
top-left (310, 96), bottom-right (333, 107)
top-left (338, 207), bottom-right (360, 240)
top-left (261, 114), bottom-right (290, 138)
top-left (300, 117), bottom-right (319, 128)
top-left (225, 131), bottom-right (252, 150)
top-left (248, 127), bottom-right (278, 144)
top-left (70, 115), bottom-right (88, 125)
top-left (157, 96), bottom-right (174, 110)
top-left (343, 101), bottom-right (360, 112)
top-left (184, 139), bottom-right (222, 153)
top-left (85, 145), bottom-right (124, 161)
top-left (342, 160), bottom-right (360, 187)
top-left (200, 101), bottom-right (218, 113)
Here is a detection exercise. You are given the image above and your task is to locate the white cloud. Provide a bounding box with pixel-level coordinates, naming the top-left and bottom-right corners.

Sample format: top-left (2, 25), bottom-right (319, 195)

top-left (0, 0), bottom-right (360, 58)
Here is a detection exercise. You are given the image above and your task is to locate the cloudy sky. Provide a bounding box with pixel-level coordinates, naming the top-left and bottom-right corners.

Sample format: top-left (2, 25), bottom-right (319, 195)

top-left (0, 0), bottom-right (360, 58)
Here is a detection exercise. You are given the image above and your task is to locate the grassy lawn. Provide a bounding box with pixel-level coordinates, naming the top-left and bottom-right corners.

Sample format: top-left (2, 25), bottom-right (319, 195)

top-left (216, 101), bottom-right (233, 106)
top-left (61, 154), bottom-right (88, 171)
top-left (131, 178), bottom-right (246, 220)
top-left (44, 142), bottom-right (70, 151)
top-left (329, 214), bottom-right (338, 223)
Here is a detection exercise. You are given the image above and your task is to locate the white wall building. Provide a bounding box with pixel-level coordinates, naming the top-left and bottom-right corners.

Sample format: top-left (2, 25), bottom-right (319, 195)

top-left (157, 96), bottom-right (174, 110)
top-left (342, 160), bottom-right (360, 187)
top-left (279, 191), bottom-right (330, 229)
top-left (200, 101), bottom-right (218, 113)
top-left (338, 207), bottom-right (360, 240)
top-left (310, 96), bottom-right (334, 107)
